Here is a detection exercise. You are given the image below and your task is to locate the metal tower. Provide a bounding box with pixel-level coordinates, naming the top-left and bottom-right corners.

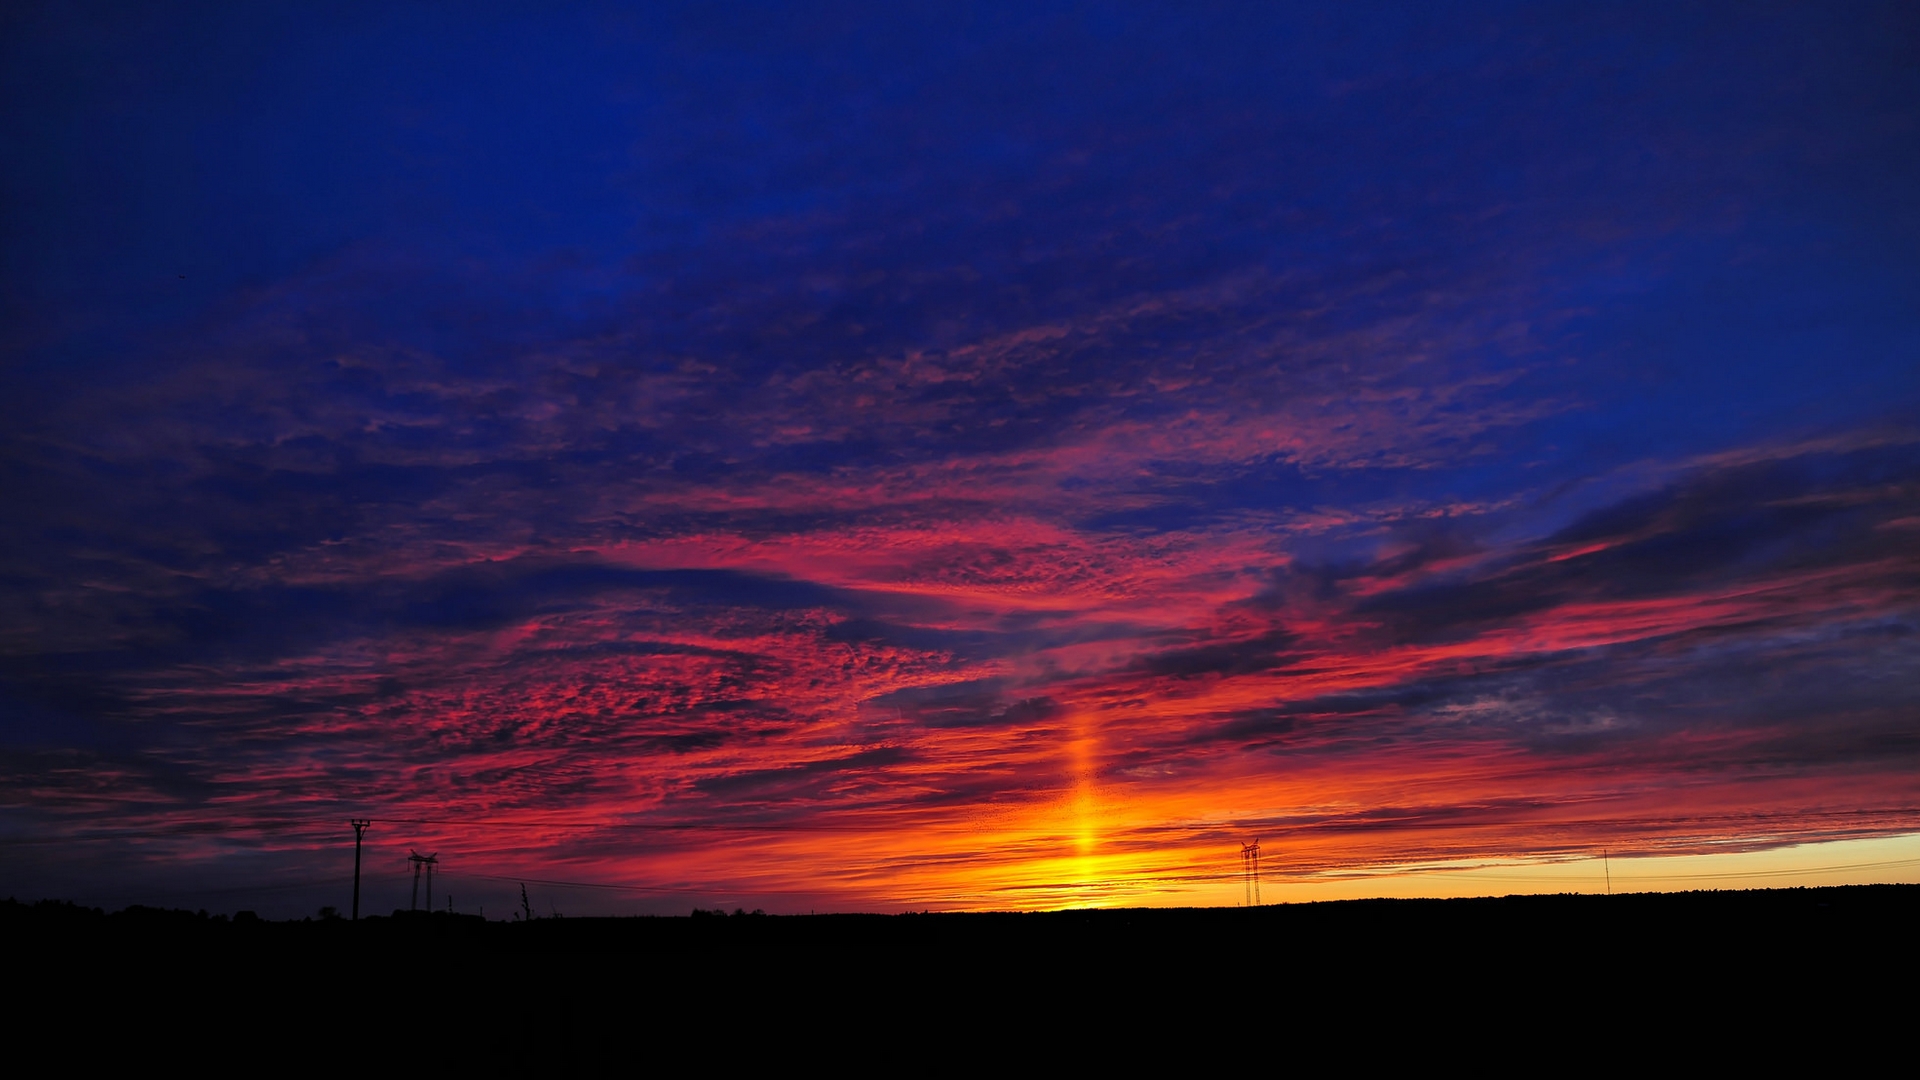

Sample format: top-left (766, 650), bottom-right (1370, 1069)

top-left (408, 850), bottom-right (438, 911)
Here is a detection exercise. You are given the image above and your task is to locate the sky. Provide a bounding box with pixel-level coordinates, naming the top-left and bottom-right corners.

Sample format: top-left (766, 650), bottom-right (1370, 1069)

top-left (2, 2), bottom-right (1917, 918)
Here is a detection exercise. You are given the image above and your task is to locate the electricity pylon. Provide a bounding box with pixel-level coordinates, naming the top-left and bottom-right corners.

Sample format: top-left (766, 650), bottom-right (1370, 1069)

top-left (408, 850), bottom-right (438, 911)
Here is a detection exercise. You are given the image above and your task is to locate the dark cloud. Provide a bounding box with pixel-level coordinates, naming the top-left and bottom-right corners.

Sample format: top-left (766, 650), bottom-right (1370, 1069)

top-left (1358, 444), bottom-right (1920, 645)
top-left (1133, 628), bottom-right (1304, 681)
top-left (689, 746), bottom-right (913, 802)
top-left (873, 679), bottom-right (1065, 729)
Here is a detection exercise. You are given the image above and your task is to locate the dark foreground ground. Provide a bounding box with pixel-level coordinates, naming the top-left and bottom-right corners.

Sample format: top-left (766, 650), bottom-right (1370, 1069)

top-left (9, 885), bottom-right (1915, 1071)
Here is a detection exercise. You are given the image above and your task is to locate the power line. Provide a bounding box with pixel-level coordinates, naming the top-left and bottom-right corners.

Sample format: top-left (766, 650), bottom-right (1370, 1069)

top-left (444, 870), bottom-right (823, 897)
top-left (9, 811), bottom-right (1920, 912)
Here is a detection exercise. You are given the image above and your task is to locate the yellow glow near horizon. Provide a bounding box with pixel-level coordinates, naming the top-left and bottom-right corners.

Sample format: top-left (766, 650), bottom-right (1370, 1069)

top-left (1180, 831), bottom-right (1920, 908)
top-left (845, 826), bottom-right (1920, 913)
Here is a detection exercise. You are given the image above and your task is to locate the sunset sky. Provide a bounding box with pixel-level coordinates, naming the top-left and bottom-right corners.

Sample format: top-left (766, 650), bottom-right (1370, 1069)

top-left (4, 3), bottom-right (1917, 917)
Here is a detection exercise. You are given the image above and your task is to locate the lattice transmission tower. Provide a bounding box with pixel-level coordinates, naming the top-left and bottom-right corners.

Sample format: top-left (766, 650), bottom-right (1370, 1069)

top-left (408, 850), bottom-right (439, 911)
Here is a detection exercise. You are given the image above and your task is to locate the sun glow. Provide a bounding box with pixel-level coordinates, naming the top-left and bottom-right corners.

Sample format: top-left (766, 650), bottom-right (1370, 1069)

top-left (1065, 712), bottom-right (1103, 904)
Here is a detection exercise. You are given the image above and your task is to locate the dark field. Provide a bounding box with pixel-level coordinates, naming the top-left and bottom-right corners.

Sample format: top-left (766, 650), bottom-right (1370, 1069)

top-left (12, 886), bottom-right (1913, 1071)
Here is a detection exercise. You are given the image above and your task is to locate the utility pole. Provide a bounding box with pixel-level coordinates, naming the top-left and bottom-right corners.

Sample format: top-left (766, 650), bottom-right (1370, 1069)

top-left (350, 819), bottom-right (371, 921)
top-left (1241, 840), bottom-right (1262, 907)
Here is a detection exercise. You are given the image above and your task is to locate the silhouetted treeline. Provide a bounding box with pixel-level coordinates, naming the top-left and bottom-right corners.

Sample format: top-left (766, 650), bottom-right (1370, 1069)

top-left (9, 884), bottom-right (1916, 947)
